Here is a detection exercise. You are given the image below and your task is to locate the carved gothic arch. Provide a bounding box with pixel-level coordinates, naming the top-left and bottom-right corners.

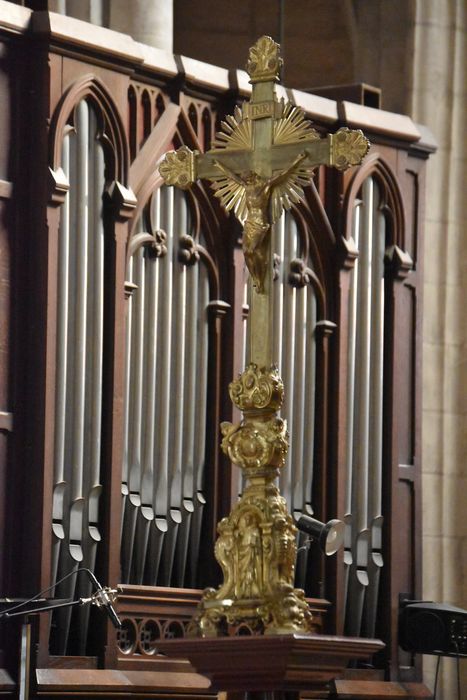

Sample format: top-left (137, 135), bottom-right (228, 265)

top-left (49, 74), bottom-right (130, 185)
top-left (127, 104), bottom-right (226, 298)
top-left (288, 179), bottom-right (336, 321)
top-left (342, 154), bottom-right (406, 250)
top-left (283, 208), bottom-right (327, 321)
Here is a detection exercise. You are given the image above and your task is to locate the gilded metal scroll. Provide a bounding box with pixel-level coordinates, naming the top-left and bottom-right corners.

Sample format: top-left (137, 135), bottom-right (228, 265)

top-left (190, 364), bottom-right (314, 636)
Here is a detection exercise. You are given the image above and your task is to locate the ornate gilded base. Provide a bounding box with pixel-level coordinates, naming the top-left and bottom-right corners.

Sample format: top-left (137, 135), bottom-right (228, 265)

top-left (189, 364), bottom-right (314, 637)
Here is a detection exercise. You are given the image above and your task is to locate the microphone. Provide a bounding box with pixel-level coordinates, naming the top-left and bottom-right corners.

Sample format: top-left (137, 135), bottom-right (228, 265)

top-left (90, 584), bottom-right (122, 629)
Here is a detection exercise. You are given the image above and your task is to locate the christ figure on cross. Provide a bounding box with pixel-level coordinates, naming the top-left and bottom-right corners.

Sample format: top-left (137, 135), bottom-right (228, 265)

top-left (213, 152), bottom-right (308, 294)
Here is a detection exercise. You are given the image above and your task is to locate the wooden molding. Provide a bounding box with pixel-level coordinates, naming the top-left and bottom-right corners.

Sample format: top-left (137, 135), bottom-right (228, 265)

top-left (36, 668), bottom-right (212, 695)
top-left (178, 55), bottom-right (230, 93)
top-left (315, 320), bottom-right (337, 339)
top-left (331, 679), bottom-right (432, 698)
top-left (31, 10), bottom-right (144, 65)
top-left (48, 166), bottom-right (70, 206)
top-left (207, 300), bottom-right (231, 318)
top-left (0, 668), bottom-right (15, 691)
top-left (0, 1), bottom-right (31, 34)
top-left (338, 235), bottom-right (359, 270)
top-left (0, 411), bottom-right (13, 433)
top-left (155, 634), bottom-right (385, 692)
top-left (338, 102), bottom-right (421, 143)
top-left (107, 181), bottom-right (137, 221)
top-left (290, 89), bottom-right (339, 125)
top-left (0, 179), bottom-right (12, 200)
top-left (129, 102), bottom-right (181, 194)
top-left (385, 245), bottom-right (413, 279)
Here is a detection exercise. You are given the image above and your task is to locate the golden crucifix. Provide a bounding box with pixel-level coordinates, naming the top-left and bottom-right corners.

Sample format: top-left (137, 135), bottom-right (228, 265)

top-left (159, 36), bottom-right (369, 636)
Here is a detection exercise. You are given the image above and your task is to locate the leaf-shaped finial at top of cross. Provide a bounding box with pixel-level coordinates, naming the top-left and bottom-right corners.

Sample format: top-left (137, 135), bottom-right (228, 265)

top-left (246, 35), bottom-right (283, 84)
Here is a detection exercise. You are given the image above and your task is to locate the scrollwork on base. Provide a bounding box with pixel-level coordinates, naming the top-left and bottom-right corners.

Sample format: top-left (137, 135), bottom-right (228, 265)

top-left (229, 363), bottom-right (284, 413)
top-left (221, 416), bottom-right (288, 472)
top-left (190, 362), bottom-right (314, 638)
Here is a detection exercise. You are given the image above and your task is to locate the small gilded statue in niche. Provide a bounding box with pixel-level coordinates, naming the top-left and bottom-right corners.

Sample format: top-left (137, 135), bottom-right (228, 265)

top-left (235, 512), bottom-right (262, 598)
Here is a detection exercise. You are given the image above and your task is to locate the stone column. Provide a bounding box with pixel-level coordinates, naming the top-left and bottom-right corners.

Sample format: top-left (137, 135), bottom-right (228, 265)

top-left (109, 0), bottom-right (173, 52)
top-left (49, 0), bottom-right (173, 52)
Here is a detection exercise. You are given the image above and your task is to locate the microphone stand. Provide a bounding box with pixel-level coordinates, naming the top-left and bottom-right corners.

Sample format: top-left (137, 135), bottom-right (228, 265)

top-left (3, 598), bottom-right (86, 619)
top-left (0, 589), bottom-right (120, 700)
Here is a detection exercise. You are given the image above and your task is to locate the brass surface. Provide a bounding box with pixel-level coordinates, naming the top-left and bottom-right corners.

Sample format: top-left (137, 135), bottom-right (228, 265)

top-left (189, 363), bottom-right (314, 637)
top-left (158, 35), bottom-right (369, 636)
top-left (158, 145), bottom-right (196, 188)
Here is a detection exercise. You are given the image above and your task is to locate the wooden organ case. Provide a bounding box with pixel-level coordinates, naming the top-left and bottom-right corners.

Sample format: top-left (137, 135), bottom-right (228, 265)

top-left (0, 5), bottom-right (435, 699)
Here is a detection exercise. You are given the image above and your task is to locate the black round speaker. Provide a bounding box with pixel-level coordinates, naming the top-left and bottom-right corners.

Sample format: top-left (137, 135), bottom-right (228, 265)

top-left (404, 611), bottom-right (446, 653)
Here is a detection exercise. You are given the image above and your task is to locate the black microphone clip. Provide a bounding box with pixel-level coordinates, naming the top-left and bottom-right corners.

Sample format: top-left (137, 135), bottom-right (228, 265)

top-left (91, 586), bottom-right (122, 629)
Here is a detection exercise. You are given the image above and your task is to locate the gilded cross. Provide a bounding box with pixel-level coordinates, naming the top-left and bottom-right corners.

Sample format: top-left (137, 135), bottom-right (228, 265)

top-left (159, 36), bottom-right (370, 636)
top-left (159, 35), bottom-right (369, 370)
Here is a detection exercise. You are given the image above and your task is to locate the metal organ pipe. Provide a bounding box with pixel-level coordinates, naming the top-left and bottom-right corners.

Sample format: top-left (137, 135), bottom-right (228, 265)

top-left (302, 289), bottom-right (317, 508)
top-left (70, 99), bottom-right (89, 508)
top-left (88, 122), bottom-right (105, 505)
top-left (78, 115), bottom-right (105, 651)
top-left (124, 244), bottom-right (145, 580)
top-left (129, 244), bottom-right (145, 504)
top-left (347, 177), bottom-right (374, 635)
top-left (366, 184), bottom-right (385, 637)
top-left (369, 194), bottom-right (385, 521)
top-left (54, 133), bottom-right (70, 498)
top-left (353, 176), bottom-right (373, 534)
top-left (345, 177), bottom-right (386, 638)
top-left (53, 133), bottom-right (70, 587)
top-left (141, 248), bottom-right (159, 506)
top-left (194, 274), bottom-right (209, 494)
top-left (155, 185), bottom-right (174, 518)
top-left (182, 255), bottom-right (198, 501)
top-left (190, 268), bottom-right (209, 584)
top-left (170, 188), bottom-right (187, 512)
top-left (280, 215), bottom-right (297, 504)
top-left (121, 256), bottom-right (134, 576)
top-left (122, 256), bottom-right (133, 491)
top-left (272, 216), bottom-right (285, 370)
top-left (343, 202), bottom-right (361, 623)
top-left (292, 273), bottom-right (307, 512)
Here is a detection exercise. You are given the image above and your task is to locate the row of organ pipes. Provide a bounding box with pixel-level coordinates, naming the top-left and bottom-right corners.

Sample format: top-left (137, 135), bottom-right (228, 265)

top-left (344, 176), bottom-right (385, 638)
top-left (52, 101), bottom-right (105, 654)
top-left (121, 186), bottom-right (209, 590)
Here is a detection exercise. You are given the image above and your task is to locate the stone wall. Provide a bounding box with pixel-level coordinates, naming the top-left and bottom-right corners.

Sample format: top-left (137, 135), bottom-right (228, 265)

top-left (410, 1), bottom-right (467, 694)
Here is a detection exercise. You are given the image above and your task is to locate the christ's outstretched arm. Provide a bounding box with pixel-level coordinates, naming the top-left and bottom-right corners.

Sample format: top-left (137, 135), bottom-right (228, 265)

top-left (269, 151), bottom-right (307, 187)
top-left (213, 159), bottom-right (245, 186)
